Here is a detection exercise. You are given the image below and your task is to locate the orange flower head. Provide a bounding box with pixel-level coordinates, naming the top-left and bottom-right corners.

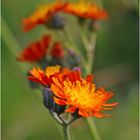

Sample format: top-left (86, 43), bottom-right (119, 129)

top-left (28, 65), bottom-right (70, 87)
top-left (51, 42), bottom-right (64, 58)
top-left (63, 1), bottom-right (108, 20)
top-left (17, 35), bottom-right (51, 63)
top-left (23, 1), bottom-right (66, 31)
top-left (51, 70), bottom-right (118, 118)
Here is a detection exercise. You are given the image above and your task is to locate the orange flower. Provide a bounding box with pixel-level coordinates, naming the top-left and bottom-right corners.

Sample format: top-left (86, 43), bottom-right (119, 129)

top-left (51, 42), bottom-right (64, 58)
top-left (28, 65), bottom-right (70, 87)
top-left (63, 1), bottom-right (108, 20)
top-left (17, 35), bottom-right (51, 62)
top-left (51, 70), bottom-right (118, 118)
top-left (23, 1), bottom-right (66, 31)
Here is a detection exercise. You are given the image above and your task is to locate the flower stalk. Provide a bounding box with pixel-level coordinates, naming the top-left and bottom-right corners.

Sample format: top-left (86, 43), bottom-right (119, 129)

top-left (49, 112), bottom-right (64, 125)
top-left (54, 114), bottom-right (72, 140)
top-left (87, 32), bottom-right (97, 73)
top-left (86, 118), bottom-right (101, 140)
top-left (85, 31), bottom-right (101, 140)
top-left (49, 110), bottom-right (77, 140)
top-left (63, 125), bottom-right (71, 140)
top-left (81, 29), bottom-right (101, 140)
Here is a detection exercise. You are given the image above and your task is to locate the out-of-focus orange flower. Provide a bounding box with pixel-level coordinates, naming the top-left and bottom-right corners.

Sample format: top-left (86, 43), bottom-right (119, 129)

top-left (23, 1), bottom-right (66, 31)
top-left (17, 35), bottom-right (51, 62)
top-left (51, 70), bottom-right (118, 118)
top-left (51, 42), bottom-right (64, 58)
top-left (28, 65), bottom-right (70, 87)
top-left (63, 1), bottom-right (108, 20)
top-left (28, 67), bottom-right (49, 86)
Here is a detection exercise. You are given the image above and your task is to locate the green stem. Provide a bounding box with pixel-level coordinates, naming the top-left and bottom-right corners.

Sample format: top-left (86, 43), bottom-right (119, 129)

top-left (49, 112), bottom-right (64, 125)
top-left (85, 32), bottom-right (101, 140)
top-left (63, 125), bottom-right (71, 140)
top-left (88, 32), bottom-right (97, 73)
top-left (81, 29), bottom-right (101, 140)
top-left (66, 117), bottom-right (77, 125)
top-left (86, 118), bottom-right (101, 140)
top-left (63, 27), bottom-right (86, 65)
top-left (64, 27), bottom-right (79, 54)
top-left (81, 31), bottom-right (97, 73)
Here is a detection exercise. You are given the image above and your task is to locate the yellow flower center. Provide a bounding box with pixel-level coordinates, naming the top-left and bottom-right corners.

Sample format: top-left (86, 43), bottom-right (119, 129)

top-left (63, 79), bottom-right (97, 110)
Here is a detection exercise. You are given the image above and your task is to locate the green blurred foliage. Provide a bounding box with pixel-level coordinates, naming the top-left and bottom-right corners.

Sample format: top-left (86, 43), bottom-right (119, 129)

top-left (2, 0), bottom-right (139, 140)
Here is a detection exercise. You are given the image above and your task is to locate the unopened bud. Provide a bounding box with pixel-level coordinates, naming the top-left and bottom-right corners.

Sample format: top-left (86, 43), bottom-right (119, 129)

top-left (43, 88), bottom-right (65, 114)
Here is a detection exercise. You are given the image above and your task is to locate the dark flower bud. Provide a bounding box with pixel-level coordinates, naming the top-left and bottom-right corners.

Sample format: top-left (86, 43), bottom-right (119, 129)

top-left (43, 88), bottom-right (65, 114)
top-left (66, 49), bottom-right (82, 69)
top-left (43, 88), bottom-right (54, 110)
top-left (47, 14), bottom-right (65, 29)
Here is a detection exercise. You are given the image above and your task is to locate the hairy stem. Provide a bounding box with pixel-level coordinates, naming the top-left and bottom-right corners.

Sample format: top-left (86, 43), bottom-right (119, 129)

top-left (63, 125), bottom-right (71, 140)
top-left (63, 27), bottom-right (87, 64)
top-left (87, 32), bottom-right (97, 73)
top-left (81, 29), bottom-right (101, 140)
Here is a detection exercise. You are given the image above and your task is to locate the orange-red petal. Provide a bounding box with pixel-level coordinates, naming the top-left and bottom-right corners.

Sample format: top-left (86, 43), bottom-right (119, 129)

top-left (51, 42), bottom-right (64, 58)
top-left (65, 106), bottom-right (77, 113)
top-left (51, 83), bottom-right (65, 98)
top-left (86, 75), bottom-right (94, 83)
top-left (103, 102), bottom-right (119, 107)
top-left (78, 109), bottom-right (90, 117)
top-left (53, 97), bottom-right (67, 105)
top-left (63, 1), bottom-right (108, 20)
top-left (17, 35), bottom-right (51, 63)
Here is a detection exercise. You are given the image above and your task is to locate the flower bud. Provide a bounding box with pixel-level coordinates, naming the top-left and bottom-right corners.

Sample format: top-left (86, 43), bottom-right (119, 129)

top-left (47, 14), bottom-right (65, 29)
top-left (66, 49), bottom-right (81, 69)
top-left (43, 88), bottom-right (65, 114)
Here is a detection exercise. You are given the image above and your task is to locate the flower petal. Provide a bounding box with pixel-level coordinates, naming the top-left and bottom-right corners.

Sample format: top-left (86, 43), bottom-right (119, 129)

top-left (65, 106), bottom-right (77, 113)
top-left (53, 97), bottom-right (66, 105)
top-left (78, 109), bottom-right (90, 117)
top-left (103, 102), bottom-right (119, 107)
top-left (94, 112), bottom-right (112, 118)
top-left (51, 83), bottom-right (65, 98)
top-left (86, 75), bottom-right (94, 83)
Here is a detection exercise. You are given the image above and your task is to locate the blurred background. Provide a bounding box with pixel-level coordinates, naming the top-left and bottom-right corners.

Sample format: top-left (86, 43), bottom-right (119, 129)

top-left (2, 0), bottom-right (139, 140)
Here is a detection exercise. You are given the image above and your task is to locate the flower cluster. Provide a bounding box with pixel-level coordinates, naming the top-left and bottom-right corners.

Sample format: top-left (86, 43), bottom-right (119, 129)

top-left (28, 65), bottom-right (118, 118)
top-left (22, 1), bottom-right (108, 31)
top-left (18, 0), bottom-right (109, 68)
top-left (18, 0), bottom-right (118, 125)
